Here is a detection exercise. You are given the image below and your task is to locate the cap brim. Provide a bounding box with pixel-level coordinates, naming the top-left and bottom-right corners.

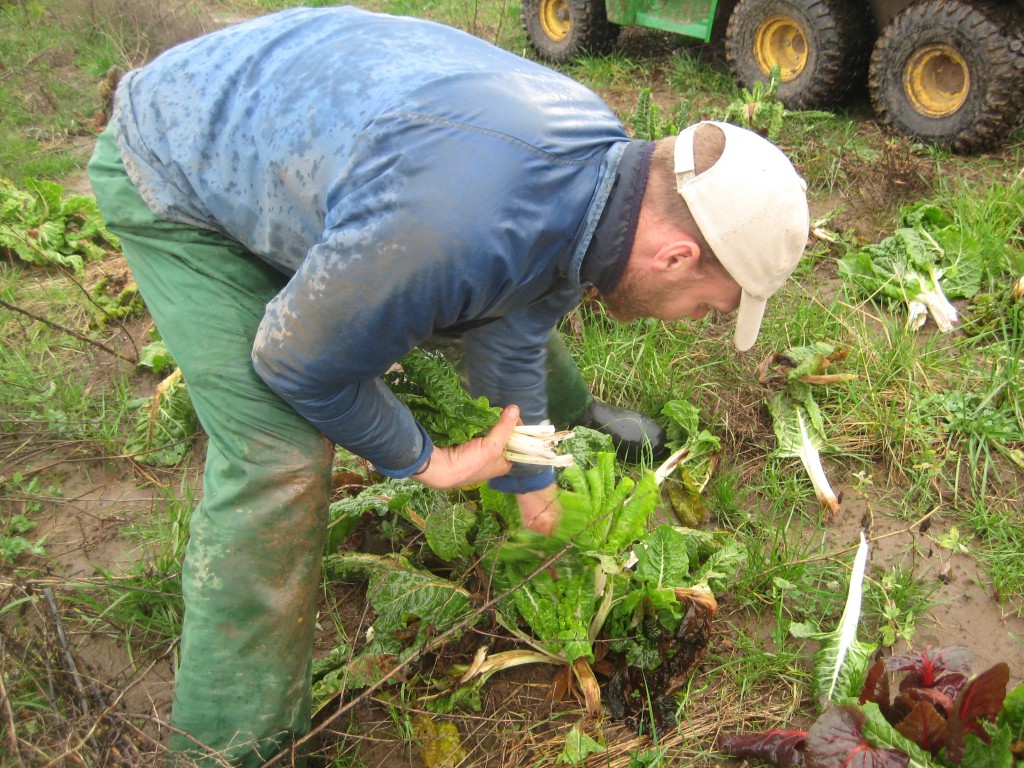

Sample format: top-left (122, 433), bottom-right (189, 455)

top-left (734, 292), bottom-right (767, 352)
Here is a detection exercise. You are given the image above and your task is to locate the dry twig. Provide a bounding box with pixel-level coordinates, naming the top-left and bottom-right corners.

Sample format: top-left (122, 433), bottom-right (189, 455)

top-left (0, 298), bottom-right (137, 364)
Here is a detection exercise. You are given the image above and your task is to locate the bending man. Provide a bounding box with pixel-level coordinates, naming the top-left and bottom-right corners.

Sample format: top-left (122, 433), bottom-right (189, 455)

top-left (88, 6), bottom-right (809, 765)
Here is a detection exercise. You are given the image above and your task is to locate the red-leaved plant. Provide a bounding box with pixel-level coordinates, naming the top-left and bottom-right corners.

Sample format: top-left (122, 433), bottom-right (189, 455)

top-left (718, 646), bottom-right (1017, 768)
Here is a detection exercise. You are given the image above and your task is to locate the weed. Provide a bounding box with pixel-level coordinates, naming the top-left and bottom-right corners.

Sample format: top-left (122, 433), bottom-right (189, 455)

top-left (864, 563), bottom-right (939, 648)
top-left (629, 89), bottom-right (680, 141)
top-left (565, 54), bottom-right (644, 90)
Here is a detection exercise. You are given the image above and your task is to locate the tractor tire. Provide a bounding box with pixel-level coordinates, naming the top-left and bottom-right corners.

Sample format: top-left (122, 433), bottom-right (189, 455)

top-left (724, 0), bottom-right (875, 109)
top-left (521, 0), bottom-right (619, 63)
top-left (868, 0), bottom-right (1024, 153)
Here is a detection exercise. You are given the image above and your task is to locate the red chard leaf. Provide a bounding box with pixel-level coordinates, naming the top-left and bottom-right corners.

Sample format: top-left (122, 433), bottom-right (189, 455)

top-left (861, 661), bottom-right (892, 715)
top-left (901, 685), bottom-right (956, 718)
top-left (947, 662), bottom-right (1010, 764)
top-left (894, 701), bottom-right (948, 754)
top-left (887, 647), bottom-right (973, 691)
top-left (931, 673), bottom-right (969, 705)
top-left (806, 705), bottom-right (910, 768)
top-left (892, 691), bottom-right (925, 724)
top-left (718, 729), bottom-right (808, 767)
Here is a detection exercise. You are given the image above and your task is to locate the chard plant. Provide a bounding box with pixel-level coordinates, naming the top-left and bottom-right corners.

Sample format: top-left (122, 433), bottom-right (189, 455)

top-left (839, 203), bottom-right (984, 333)
top-left (760, 342), bottom-right (856, 519)
top-left (719, 644), bottom-right (1024, 768)
top-left (316, 353), bottom-right (744, 728)
top-left (466, 449), bottom-right (743, 727)
top-left (0, 177), bottom-right (119, 274)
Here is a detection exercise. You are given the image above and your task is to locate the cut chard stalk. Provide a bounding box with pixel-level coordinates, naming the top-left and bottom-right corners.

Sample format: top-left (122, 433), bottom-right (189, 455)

top-left (503, 424), bottom-right (575, 467)
top-left (794, 408), bottom-right (841, 519)
top-left (916, 287), bottom-right (959, 332)
top-left (1012, 275), bottom-right (1024, 301)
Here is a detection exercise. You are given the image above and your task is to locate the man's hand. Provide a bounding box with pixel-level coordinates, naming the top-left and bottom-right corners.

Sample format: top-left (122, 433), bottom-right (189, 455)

top-left (517, 483), bottom-right (560, 535)
top-left (413, 405), bottom-right (518, 490)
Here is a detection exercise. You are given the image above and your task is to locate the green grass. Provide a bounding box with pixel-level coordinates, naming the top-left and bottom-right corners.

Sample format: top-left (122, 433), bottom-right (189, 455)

top-left (564, 54), bottom-right (648, 91)
top-left (0, 0), bottom-right (210, 181)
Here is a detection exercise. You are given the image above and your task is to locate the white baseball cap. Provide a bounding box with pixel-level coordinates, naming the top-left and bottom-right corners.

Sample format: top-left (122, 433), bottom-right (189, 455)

top-left (675, 121), bottom-right (809, 351)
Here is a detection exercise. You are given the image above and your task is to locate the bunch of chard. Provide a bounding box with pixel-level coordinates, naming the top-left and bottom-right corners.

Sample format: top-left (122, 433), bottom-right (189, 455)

top-left (838, 203), bottom-right (983, 334)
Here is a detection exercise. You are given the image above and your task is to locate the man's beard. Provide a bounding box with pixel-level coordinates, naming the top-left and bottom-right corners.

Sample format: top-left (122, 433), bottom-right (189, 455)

top-left (599, 267), bottom-right (678, 322)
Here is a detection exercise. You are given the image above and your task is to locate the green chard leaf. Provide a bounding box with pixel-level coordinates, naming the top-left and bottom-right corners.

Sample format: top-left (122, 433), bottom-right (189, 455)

top-left (769, 389), bottom-right (840, 518)
top-left (858, 703), bottom-right (939, 768)
top-left (424, 503), bottom-right (477, 562)
top-left (124, 369), bottom-right (199, 467)
top-left (633, 525), bottom-right (690, 588)
top-left (960, 728), bottom-right (1015, 768)
top-left (556, 726), bottom-right (605, 765)
top-left (997, 683), bottom-right (1024, 743)
top-left (323, 552), bottom-right (477, 659)
top-left (137, 340), bottom-right (176, 376)
top-left (687, 534), bottom-right (745, 593)
top-left (384, 349), bottom-right (500, 446)
top-left (790, 534), bottom-right (875, 710)
top-left (660, 400), bottom-right (722, 526)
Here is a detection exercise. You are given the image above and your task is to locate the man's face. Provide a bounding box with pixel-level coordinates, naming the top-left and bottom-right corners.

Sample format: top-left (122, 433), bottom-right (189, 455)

top-left (601, 262), bottom-right (742, 324)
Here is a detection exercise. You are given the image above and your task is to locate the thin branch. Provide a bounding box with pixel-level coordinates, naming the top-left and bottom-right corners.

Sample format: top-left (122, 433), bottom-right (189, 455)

top-left (41, 588), bottom-right (96, 734)
top-left (0, 637), bottom-right (25, 767)
top-left (0, 298), bottom-right (136, 364)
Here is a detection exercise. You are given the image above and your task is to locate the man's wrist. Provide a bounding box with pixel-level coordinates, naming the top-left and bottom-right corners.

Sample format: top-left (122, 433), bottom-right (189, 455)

top-left (412, 450), bottom-right (432, 477)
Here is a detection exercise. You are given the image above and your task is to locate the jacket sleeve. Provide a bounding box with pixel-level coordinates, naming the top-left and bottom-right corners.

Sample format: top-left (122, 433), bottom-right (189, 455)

top-left (249, 114), bottom-right (566, 475)
top-left (463, 286), bottom-right (580, 494)
top-left (251, 225), bottom-right (436, 477)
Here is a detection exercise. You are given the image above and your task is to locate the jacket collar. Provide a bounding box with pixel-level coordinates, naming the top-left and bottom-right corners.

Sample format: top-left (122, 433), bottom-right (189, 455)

top-left (580, 139), bottom-right (653, 293)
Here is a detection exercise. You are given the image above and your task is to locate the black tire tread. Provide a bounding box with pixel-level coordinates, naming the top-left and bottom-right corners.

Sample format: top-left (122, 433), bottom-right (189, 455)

top-left (869, 0), bottom-right (1024, 153)
top-left (724, 0), bottom-right (875, 110)
top-left (521, 0), bottom-right (619, 62)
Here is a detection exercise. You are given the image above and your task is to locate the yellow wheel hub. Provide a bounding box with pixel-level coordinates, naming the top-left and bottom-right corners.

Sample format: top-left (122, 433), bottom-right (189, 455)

top-left (904, 44), bottom-right (969, 117)
top-left (539, 0), bottom-right (571, 41)
top-left (754, 16), bottom-right (808, 81)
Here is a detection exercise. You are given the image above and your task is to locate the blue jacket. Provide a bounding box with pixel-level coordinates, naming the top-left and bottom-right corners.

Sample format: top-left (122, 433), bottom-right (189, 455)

top-left (112, 6), bottom-right (630, 492)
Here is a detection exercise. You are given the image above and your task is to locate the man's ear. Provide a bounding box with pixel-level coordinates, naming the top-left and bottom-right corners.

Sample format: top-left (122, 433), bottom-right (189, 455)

top-left (651, 234), bottom-right (701, 274)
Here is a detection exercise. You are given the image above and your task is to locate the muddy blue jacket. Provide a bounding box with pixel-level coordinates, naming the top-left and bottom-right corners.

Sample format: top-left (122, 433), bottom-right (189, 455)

top-left (111, 6), bottom-right (630, 492)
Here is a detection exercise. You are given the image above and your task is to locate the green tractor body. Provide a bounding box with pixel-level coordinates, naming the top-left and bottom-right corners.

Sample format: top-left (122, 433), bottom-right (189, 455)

top-left (605, 0), bottom-right (720, 40)
top-left (522, 0), bottom-right (1024, 152)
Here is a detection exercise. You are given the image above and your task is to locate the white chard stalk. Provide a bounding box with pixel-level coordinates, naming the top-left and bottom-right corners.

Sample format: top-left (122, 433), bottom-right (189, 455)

top-left (503, 424), bottom-right (575, 466)
top-left (826, 531), bottom-right (869, 701)
top-left (916, 287), bottom-right (959, 332)
top-left (794, 408), bottom-right (841, 518)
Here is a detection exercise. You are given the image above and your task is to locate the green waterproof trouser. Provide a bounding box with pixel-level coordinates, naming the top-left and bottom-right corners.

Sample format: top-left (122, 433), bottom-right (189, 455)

top-left (89, 127), bottom-right (333, 767)
top-left (87, 127), bottom-right (593, 766)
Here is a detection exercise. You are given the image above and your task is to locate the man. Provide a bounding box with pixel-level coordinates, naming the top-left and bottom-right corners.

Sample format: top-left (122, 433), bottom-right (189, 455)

top-left (87, 6), bottom-right (808, 765)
